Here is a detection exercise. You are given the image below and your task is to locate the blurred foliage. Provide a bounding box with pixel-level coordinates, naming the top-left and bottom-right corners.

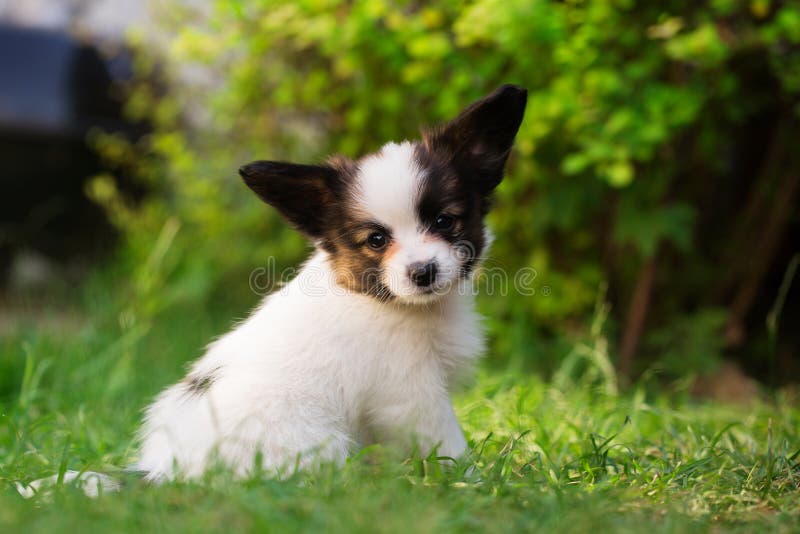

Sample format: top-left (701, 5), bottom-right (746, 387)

top-left (92, 0), bottom-right (800, 379)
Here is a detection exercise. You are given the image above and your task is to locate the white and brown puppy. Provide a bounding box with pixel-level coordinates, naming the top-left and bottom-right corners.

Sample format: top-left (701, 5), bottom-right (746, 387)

top-left (132, 85), bottom-right (528, 481)
top-left (16, 86), bottom-right (527, 497)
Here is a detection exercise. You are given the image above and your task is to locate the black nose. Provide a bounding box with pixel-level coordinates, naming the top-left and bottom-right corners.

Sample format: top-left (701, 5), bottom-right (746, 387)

top-left (408, 261), bottom-right (438, 288)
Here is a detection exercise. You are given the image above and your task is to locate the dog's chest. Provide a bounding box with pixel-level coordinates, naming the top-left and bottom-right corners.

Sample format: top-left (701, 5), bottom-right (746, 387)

top-left (326, 296), bottom-right (483, 394)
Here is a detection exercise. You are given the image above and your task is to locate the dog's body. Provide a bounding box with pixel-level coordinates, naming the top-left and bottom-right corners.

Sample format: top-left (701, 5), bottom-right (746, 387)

top-left (136, 85), bottom-right (527, 481)
top-left (18, 85), bottom-right (527, 494)
top-left (134, 249), bottom-right (482, 480)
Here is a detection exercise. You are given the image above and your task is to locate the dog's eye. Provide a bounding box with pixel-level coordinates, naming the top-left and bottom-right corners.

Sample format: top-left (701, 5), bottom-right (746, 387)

top-left (433, 213), bottom-right (456, 232)
top-left (366, 232), bottom-right (388, 250)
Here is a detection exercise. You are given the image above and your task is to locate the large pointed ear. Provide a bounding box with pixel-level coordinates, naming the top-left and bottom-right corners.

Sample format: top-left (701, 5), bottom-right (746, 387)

top-left (239, 161), bottom-right (343, 238)
top-left (424, 84), bottom-right (527, 194)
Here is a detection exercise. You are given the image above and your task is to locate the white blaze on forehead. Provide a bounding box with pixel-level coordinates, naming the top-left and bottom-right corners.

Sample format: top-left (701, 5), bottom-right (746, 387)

top-left (353, 142), bottom-right (462, 303)
top-left (354, 141), bottom-right (422, 228)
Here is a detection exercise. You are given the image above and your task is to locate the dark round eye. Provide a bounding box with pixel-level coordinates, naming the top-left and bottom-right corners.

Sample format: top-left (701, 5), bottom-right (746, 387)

top-left (433, 213), bottom-right (456, 232)
top-left (367, 232), bottom-right (387, 250)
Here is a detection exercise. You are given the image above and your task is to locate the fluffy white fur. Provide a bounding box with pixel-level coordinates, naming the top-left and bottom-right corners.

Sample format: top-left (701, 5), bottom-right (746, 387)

top-left (133, 144), bottom-right (484, 481)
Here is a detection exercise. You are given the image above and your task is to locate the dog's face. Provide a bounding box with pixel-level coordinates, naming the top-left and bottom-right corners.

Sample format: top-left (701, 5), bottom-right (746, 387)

top-left (240, 85), bottom-right (527, 304)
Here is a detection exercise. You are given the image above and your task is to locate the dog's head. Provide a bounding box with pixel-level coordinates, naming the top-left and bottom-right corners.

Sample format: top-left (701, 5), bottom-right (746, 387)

top-left (240, 85), bottom-right (527, 304)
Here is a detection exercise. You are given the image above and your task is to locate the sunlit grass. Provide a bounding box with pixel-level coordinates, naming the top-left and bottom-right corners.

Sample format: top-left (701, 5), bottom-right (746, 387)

top-left (1, 293), bottom-right (798, 533)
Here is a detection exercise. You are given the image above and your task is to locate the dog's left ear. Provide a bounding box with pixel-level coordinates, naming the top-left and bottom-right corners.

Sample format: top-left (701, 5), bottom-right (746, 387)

top-left (239, 161), bottom-right (344, 238)
top-left (425, 84), bottom-right (527, 195)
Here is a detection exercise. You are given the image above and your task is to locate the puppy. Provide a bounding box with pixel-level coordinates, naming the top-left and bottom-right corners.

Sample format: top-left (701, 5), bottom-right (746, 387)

top-left (19, 85), bottom-right (527, 495)
top-left (132, 85), bottom-right (527, 481)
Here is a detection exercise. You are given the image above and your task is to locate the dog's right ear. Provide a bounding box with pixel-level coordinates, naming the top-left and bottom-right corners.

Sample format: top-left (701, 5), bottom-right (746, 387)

top-left (239, 161), bottom-right (343, 238)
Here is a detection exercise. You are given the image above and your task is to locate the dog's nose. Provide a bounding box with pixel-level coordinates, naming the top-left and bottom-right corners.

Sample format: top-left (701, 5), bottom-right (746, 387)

top-left (408, 261), bottom-right (437, 288)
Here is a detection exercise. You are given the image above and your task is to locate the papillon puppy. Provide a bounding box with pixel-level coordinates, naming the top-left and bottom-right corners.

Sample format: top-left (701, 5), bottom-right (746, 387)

top-left (19, 85), bottom-right (527, 495)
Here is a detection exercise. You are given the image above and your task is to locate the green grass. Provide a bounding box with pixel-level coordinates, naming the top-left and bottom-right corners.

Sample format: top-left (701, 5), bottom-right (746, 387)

top-left (1, 287), bottom-right (798, 533)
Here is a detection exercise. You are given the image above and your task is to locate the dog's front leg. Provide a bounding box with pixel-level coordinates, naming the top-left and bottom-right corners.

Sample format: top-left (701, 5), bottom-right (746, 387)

top-left (370, 391), bottom-right (468, 461)
top-left (412, 395), bottom-right (468, 460)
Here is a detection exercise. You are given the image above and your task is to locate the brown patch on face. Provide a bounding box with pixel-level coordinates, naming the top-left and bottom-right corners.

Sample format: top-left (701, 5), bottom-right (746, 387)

top-left (239, 152), bottom-right (395, 300)
top-left (319, 207), bottom-right (395, 301)
top-left (329, 247), bottom-right (393, 302)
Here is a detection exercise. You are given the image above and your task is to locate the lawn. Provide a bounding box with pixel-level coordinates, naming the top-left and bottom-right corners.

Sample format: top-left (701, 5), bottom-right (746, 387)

top-left (1, 287), bottom-right (798, 533)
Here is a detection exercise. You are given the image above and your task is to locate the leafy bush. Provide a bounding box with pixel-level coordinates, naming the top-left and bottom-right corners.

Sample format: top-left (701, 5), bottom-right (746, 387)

top-left (94, 0), bottom-right (800, 380)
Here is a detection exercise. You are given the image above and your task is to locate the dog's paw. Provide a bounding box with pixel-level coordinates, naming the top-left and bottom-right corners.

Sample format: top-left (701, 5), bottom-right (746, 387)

top-left (16, 470), bottom-right (121, 499)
